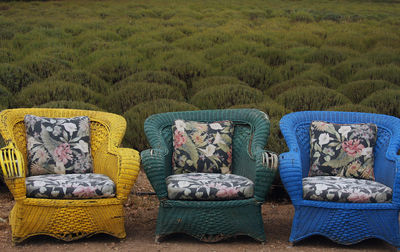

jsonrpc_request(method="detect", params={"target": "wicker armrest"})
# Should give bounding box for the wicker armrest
[368,136,400,204]
[141,148,169,199]
[278,151,303,203]
[253,148,277,202]
[0,144,26,200]
[93,146,140,201]
[386,153,400,205]
[0,143,24,179]
[262,150,278,171]
[115,148,140,202]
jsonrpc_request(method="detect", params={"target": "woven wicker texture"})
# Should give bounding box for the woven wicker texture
[0,108,140,242]
[279,111,400,248]
[141,109,276,242]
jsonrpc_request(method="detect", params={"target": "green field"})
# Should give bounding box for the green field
[0,0,400,154]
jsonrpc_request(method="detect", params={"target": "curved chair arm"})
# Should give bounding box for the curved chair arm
[0,144,26,201]
[253,148,278,202]
[93,147,140,202]
[278,151,303,204]
[115,148,140,202]
[393,159,400,205]
[141,148,169,199]
[386,152,400,205]
[384,128,400,205]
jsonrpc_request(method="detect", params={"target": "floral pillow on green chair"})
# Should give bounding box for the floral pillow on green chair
[172,120,234,174]
[24,115,93,176]
[309,121,377,180]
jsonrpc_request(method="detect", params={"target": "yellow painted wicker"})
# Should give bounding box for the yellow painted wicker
[0,108,140,243]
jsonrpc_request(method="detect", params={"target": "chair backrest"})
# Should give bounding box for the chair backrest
[280,111,400,188]
[144,109,270,181]
[0,108,126,176]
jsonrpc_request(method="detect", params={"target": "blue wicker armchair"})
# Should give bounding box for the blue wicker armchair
[141,109,277,242]
[279,111,400,248]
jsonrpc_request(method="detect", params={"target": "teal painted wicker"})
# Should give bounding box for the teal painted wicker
[279,111,400,248]
[141,109,276,242]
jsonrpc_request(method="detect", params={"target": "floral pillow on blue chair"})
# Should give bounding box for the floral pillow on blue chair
[309,121,377,180]
[172,120,234,174]
[24,115,93,176]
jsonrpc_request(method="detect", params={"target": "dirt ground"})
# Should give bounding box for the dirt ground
[0,172,396,251]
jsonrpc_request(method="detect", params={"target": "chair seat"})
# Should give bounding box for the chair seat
[26,173,116,199]
[303,176,392,203]
[166,173,254,200]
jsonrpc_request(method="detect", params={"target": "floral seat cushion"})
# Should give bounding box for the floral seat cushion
[303,176,392,203]
[166,173,254,200]
[26,173,116,199]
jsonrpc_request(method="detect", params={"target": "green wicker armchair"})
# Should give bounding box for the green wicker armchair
[141,109,277,242]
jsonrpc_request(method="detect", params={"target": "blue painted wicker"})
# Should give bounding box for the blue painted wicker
[279,111,400,248]
[141,109,276,242]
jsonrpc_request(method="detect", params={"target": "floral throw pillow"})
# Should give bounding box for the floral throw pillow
[24,115,93,176]
[309,121,377,180]
[172,120,234,174]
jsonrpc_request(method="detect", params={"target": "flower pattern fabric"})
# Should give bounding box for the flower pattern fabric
[303,176,392,203]
[24,115,93,176]
[172,120,234,174]
[166,173,254,200]
[26,173,116,199]
[309,121,377,180]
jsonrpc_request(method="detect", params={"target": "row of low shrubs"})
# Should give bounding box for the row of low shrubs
[7,74,400,115]
[6,27,399,64]
[2,39,400,84]
[2,55,399,92]
[1,79,398,114]
[2,60,400,95]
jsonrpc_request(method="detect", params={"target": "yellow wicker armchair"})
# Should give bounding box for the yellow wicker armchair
[0,108,140,243]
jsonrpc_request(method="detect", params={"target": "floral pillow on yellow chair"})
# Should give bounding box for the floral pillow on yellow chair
[24,115,93,176]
